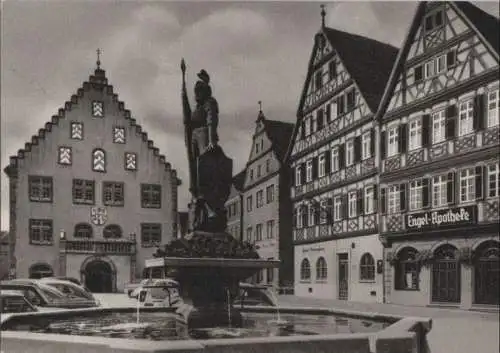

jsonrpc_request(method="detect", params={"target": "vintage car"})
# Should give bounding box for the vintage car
[38,278,98,304]
[126,279,154,298]
[233,283,277,307]
[0,280,98,309]
[136,278,181,308]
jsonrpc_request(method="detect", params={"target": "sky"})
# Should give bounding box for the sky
[1,1,498,230]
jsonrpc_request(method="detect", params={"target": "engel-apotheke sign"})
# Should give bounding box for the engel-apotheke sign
[405,206,476,230]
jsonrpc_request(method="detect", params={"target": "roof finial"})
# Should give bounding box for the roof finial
[258,100,263,113]
[96,48,102,69]
[320,4,326,28]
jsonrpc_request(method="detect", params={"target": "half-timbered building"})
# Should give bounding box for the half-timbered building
[242,108,294,288]
[287,9,398,302]
[3,61,181,292]
[376,2,499,309]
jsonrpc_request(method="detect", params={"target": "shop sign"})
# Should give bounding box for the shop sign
[405,206,476,231]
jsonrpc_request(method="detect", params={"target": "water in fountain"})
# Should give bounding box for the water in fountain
[266,286,289,327]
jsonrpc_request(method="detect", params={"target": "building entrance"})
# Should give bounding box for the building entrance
[84,260,114,293]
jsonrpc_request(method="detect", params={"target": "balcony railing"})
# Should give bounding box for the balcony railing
[381,199,499,234]
[62,240,136,255]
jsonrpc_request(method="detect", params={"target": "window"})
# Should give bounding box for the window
[58,146,72,165]
[388,126,399,157]
[346,140,355,166]
[331,101,338,120]
[103,182,125,206]
[460,168,475,202]
[364,186,374,214]
[141,223,161,247]
[266,159,271,173]
[308,204,315,227]
[310,114,317,134]
[316,257,327,280]
[296,206,303,229]
[359,253,375,281]
[29,219,53,245]
[329,60,337,80]
[246,227,253,243]
[295,165,302,186]
[92,149,106,172]
[29,176,53,202]
[315,70,322,90]
[432,110,446,144]
[104,224,122,239]
[304,117,311,137]
[257,165,262,178]
[432,175,447,207]
[92,101,104,117]
[487,163,499,198]
[125,152,137,171]
[247,196,253,212]
[318,154,326,177]
[414,66,423,82]
[256,223,263,241]
[250,169,254,180]
[436,54,446,74]
[487,89,499,128]
[362,132,371,160]
[113,127,126,143]
[266,258,274,284]
[74,223,93,238]
[346,90,356,111]
[255,142,260,154]
[266,220,274,239]
[337,95,345,116]
[256,190,264,208]
[348,192,357,218]
[70,122,83,140]
[266,185,275,204]
[331,147,339,172]
[300,259,311,280]
[334,196,342,221]
[388,185,400,214]
[409,179,423,210]
[306,160,313,182]
[459,99,474,136]
[409,118,422,151]
[141,184,161,208]
[424,60,435,78]
[395,248,419,290]
[424,10,444,33]
[72,179,94,204]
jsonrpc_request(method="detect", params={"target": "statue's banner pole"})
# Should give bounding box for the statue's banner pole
[181,59,196,196]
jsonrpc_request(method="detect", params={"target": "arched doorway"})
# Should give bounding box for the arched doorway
[431,244,461,303]
[29,263,53,279]
[82,258,116,293]
[474,241,499,305]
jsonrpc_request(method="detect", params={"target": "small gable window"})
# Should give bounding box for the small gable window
[92,101,104,117]
[328,60,337,80]
[70,122,83,140]
[92,148,106,172]
[315,70,323,90]
[346,90,356,111]
[424,9,444,33]
[113,127,126,144]
[58,146,72,165]
[125,152,137,171]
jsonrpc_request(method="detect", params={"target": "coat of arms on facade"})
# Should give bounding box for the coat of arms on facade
[90,207,107,226]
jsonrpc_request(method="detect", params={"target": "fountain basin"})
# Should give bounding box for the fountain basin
[0,306,431,353]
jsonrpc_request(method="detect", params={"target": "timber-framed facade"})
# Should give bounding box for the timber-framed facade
[376,1,499,309]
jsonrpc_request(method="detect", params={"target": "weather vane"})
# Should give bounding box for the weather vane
[96,48,102,69]
[321,4,326,28]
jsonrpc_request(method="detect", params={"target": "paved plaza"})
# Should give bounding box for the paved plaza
[95,293,499,353]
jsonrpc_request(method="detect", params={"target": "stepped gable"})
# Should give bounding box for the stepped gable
[3,67,181,185]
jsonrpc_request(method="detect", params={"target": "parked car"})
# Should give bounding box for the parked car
[0,280,98,309]
[38,278,99,305]
[233,283,276,307]
[137,278,181,308]
[125,279,153,298]
[43,276,90,291]
[1,289,38,313]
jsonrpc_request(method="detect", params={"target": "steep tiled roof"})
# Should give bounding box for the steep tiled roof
[232,169,246,192]
[323,27,399,113]
[3,67,181,186]
[454,1,499,55]
[262,118,295,163]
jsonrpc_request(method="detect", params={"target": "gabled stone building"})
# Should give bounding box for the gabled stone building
[3,61,180,292]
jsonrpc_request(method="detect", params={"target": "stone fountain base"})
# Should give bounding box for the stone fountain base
[149,232,280,329]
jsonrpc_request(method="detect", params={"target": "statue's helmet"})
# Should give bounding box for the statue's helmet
[197,69,210,84]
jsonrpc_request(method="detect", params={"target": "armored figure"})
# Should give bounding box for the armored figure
[181,62,232,233]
